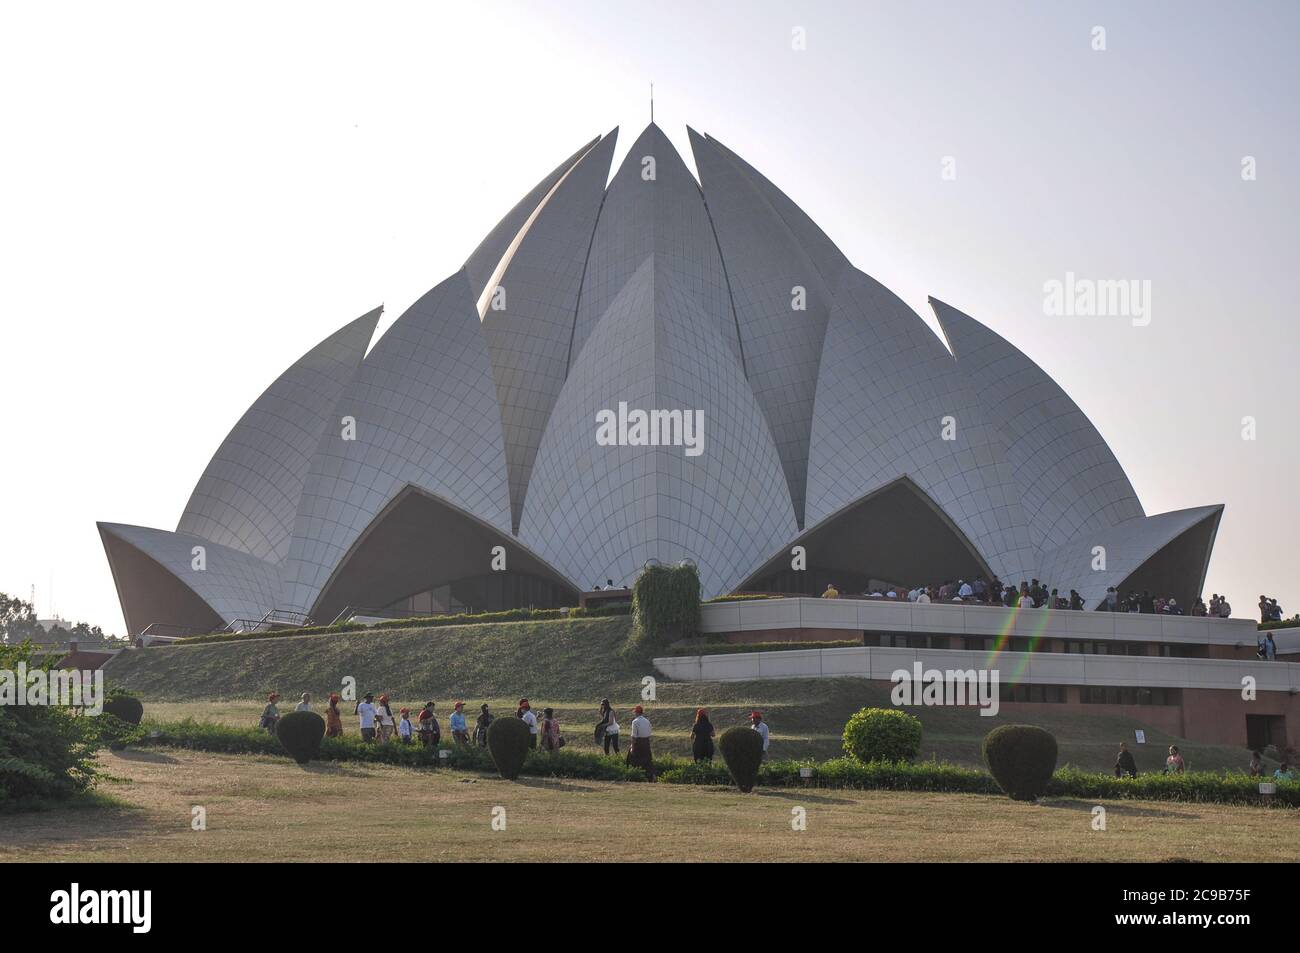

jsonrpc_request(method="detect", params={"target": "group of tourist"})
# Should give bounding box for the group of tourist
[258,692,490,746]
[1103,588,1199,615]
[1249,750,1296,781]
[1114,743,1297,781]
[257,692,773,780]
[815,578,1245,620]
[1113,743,1188,777]
[258,690,315,733]
[822,577,1087,610]
[1258,594,1287,624]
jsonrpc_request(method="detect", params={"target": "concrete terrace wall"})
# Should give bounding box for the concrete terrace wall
[1269,625,1300,656]
[653,644,1300,692]
[699,597,1261,648]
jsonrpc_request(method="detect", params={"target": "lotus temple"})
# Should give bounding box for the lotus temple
[99,121,1226,637]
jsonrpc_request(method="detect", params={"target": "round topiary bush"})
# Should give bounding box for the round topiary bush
[275,710,325,765]
[718,727,765,793]
[103,694,144,726]
[842,708,922,763]
[487,716,532,780]
[982,724,1058,801]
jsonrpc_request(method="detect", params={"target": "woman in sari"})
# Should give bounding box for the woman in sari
[540,707,562,752]
[325,693,343,737]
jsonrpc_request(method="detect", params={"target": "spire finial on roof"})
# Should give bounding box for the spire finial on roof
[650,82,654,123]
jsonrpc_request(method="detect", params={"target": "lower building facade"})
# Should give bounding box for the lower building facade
[653,598,1298,750]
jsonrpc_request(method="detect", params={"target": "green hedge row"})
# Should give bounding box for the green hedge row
[171,604,631,646]
[667,640,859,656]
[136,720,1300,806]
[1258,619,1299,632]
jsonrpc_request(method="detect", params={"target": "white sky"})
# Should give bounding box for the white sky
[2,0,1296,633]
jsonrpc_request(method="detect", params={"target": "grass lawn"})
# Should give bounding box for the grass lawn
[106,617,1270,774]
[3,748,1296,862]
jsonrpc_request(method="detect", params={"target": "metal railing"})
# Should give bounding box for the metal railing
[329,605,481,626]
[219,609,315,635]
[137,622,211,646]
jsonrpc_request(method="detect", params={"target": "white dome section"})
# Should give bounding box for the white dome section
[571,124,743,368]
[520,255,797,598]
[689,128,832,528]
[462,135,600,305]
[99,522,282,630]
[177,307,380,564]
[932,297,1145,552]
[806,267,1037,583]
[481,131,619,531]
[279,269,512,616]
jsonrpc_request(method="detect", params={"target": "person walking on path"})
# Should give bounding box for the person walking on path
[690,708,715,763]
[750,711,770,760]
[449,701,470,744]
[626,705,655,781]
[1114,742,1137,778]
[325,693,343,738]
[418,702,440,748]
[1165,745,1186,774]
[259,693,280,734]
[376,694,397,743]
[475,703,493,747]
[518,698,539,749]
[356,693,377,742]
[597,698,620,755]
[540,707,563,752]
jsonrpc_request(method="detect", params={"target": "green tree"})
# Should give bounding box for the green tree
[0,641,103,810]
[0,593,43,645]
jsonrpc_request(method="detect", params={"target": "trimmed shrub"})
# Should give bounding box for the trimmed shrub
[487,716,532,780]
[624,563,701,656]
[130,720,1300,806]
[718,727,765,793]
[656,759,733,786]
[103,694,144,726]
[982,724,1058,801]
[842,708,923,763]
[1258,619,1299,632]
[275,711,325,765]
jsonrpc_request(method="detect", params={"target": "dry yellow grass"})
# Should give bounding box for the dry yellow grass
[3,748,1298,862]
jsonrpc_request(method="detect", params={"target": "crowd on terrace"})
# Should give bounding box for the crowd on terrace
[817,576,1227,618]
